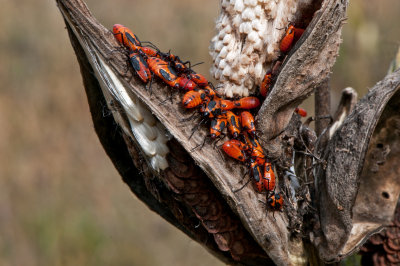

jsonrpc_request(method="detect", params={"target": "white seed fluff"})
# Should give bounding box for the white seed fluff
[210,0,300,97]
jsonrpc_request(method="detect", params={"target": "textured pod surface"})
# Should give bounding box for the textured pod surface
[314,70,400,262]
[163,139,271,262]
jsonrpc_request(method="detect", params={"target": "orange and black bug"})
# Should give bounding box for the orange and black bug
[226,111,241,138]
[267,192,284,210]
[163,52,188,73]
[222,139,248,162]
[113,24,141,51]
[176,77,197,91]
[294,107,307,117]
[263,161,276,191]
[202,85,217,98]
[146,57,197,90]
[260,72,272,97]
[233,97,261,109]
[200,98,223,118]
[250,159,266,193]
[128,50,151,83]
[147,56,179,87]
[182,90,208,108]
[220,99,235,110]
[279,25,295,53]
[188,73,209,87]
[140,46,159,57]
[240,111,256,137]
[210,115,227,139]
[293,28,305,43]
[242,132,265,165]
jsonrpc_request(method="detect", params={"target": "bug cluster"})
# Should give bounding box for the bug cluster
[112,23,308,212]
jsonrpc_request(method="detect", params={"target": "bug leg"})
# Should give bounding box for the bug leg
[212,134,226,149]
[233,170,251,193]
[180,111,200,123]
[146,74,154,95]
[188,118,207,140]
[190,135,208,152]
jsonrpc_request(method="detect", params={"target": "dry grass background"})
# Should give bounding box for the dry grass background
[0,0,398,265]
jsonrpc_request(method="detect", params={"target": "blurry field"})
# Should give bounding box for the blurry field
[0,0,398,265]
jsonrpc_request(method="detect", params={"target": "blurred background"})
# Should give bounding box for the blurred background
[0,0,398,265]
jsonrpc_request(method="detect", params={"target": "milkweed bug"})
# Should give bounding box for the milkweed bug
[140,46,159,57]
[200,98,222,118]
[233,97,261,109]
[293,28,305,42]
[128,50,151,83]
[267,192,284,210]
[294,107,307,117]
[147,57,197,90]
[220,99,235,110]
[163,52,188,73]
[202,85,217,98]
[263,161,276,191]
[113,24,141,51]
[188,73,209,87]
[176,77,197,91]
[147,57,178,85]
[250,159,265,193]
[210,115,227,139]
[222,139,248,162]
[240,111,256,137]
[226,111,241,138]
[242,132,265,165]
[279,25,295,53]
[182,90,207,108]
[260,72,272,97]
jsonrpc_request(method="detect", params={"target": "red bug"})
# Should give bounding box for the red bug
[293,28,305,42]
[140,46,159,57]
[250,159,266,193]
[226,111,241,138]
[267,192,284,210]
[202,85,217,98]
[220,98,235,110]
[210,115,227,139]
[147,57,196,90]
[200,98,223,118]
[188,73,209,87]
[222,139,248,162]
[294,107,307,117]
[233,97,261,109]
[182,90,208,108]
[263,161,276,191]
[279,25,295,53]
[164,52,187,73]
[128,50,151,83]
[242,132,265,165]
[175,76,198,91]
[113,24,141,51]
[240,111,256,137]
[147,57,178,87]
[260,72,272,97]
